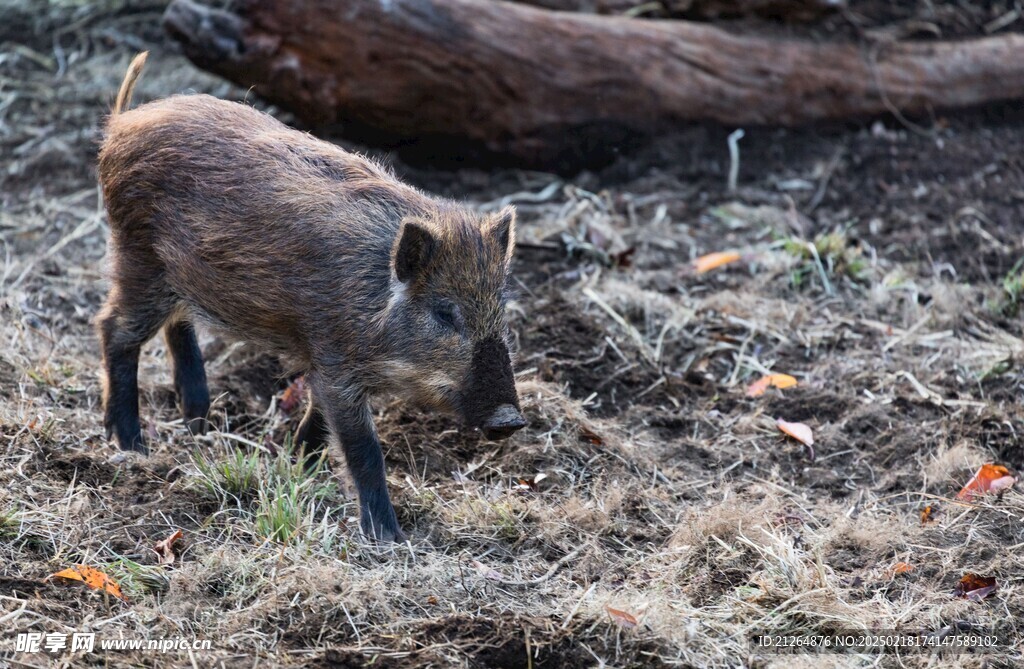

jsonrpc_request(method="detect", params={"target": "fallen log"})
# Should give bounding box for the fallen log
[507,0,638,14]
[511,0,844,21]
[165,0,1024,167]
[664,0,844,19]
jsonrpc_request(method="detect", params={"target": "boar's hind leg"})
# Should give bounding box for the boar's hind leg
[97,288,175,453]
[294,394,330,469]
[323,390,405,543]
[164,319,210,435]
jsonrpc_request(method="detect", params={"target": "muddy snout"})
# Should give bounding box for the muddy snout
[464,337,526,439]
[482,404,526,440]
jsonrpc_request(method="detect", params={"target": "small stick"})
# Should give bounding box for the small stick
[805,239,834,297]
[488,546,585,587]
[561,583,596,630]
[583,288,653,362]
[727,129,745,192]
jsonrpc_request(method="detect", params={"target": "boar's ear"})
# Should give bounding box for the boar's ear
[487,206,516,263]
[394,219,437,284]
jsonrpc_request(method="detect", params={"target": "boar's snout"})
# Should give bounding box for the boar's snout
[482,404,526,440]
[463,337,525,439]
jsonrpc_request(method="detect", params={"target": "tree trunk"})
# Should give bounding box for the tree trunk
[509,0,844,21]
[165,0,1024,167]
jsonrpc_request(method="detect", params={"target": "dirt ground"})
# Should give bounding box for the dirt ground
[2,2,1023,668]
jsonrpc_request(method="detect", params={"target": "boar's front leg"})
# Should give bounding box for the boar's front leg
[318,383,405,543]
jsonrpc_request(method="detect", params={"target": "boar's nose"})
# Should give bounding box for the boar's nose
[482,404,527,440]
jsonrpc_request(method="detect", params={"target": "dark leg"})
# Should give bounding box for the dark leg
[294,391,330,467]
[99,316,144,452]
[320,384,404,543]
[97,290,173,453]
[164,319,210,435]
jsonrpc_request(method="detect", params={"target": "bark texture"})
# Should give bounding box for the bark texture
[165,0,1024,165]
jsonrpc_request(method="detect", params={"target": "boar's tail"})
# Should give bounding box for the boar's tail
[113,51,148,115]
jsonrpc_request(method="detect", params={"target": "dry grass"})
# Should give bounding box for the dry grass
[2,2,1024,668]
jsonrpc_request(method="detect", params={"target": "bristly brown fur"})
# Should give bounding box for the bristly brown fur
[96,54,524,542]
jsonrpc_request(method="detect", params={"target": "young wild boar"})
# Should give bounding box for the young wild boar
[96,53,526,542]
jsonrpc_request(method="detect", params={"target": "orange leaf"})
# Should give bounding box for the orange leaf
[513,478,535,493]
[957,464,1017,501]
[578,424,604,445]
[693,251,741,274]
[746,374,798,398]
[48,565,128,602]
[154,529,183,566]
[954,573,998,601]
[887,561,914,577]
[279,375,306,414]
[605,604,638,629]
[776,419,814,447]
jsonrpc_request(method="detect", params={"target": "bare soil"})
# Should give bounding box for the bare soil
[1,2,1023,668]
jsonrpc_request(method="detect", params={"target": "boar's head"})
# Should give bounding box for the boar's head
[380,205,525,440]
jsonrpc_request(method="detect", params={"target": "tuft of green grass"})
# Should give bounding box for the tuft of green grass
[190,439,338,547]
[993,257,1024,316]
[490,500,526,542]
[0,506,19,539]
[192,446,263,501]
[783,228,869,292]
[976,356,1015,383]
[112,558,171,597]
[254,480,309,544]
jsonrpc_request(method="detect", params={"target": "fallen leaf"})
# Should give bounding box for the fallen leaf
[776,419,814,447]
[611,246,636,268]
[957,464,1017,501]
[777,418,815,460]
[279,375,306,414]
[48,565,128,602]
[153,529,183,566]
[513,478,534,492]
[954,573,998,601]
[605,604,639,629]
[773,513,805,528]
[693,251,741,274]
[578,424,604,445]
[920,505,934,524]
[746,373,798,397]
[566,219,630,268]
[590,220,630,258]
[887,561,914,578]
[513,472,548,491]
[471,560,504,582]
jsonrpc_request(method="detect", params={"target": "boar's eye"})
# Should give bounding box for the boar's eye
[432,301,463,334]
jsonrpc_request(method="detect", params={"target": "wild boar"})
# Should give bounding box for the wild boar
[96,53,526,542]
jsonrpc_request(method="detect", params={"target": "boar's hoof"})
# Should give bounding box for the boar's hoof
[362,520,407,544]
[106,420,148,454]
[360,501,407,543]
[482,404,527,441]
[184,415,211,436]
